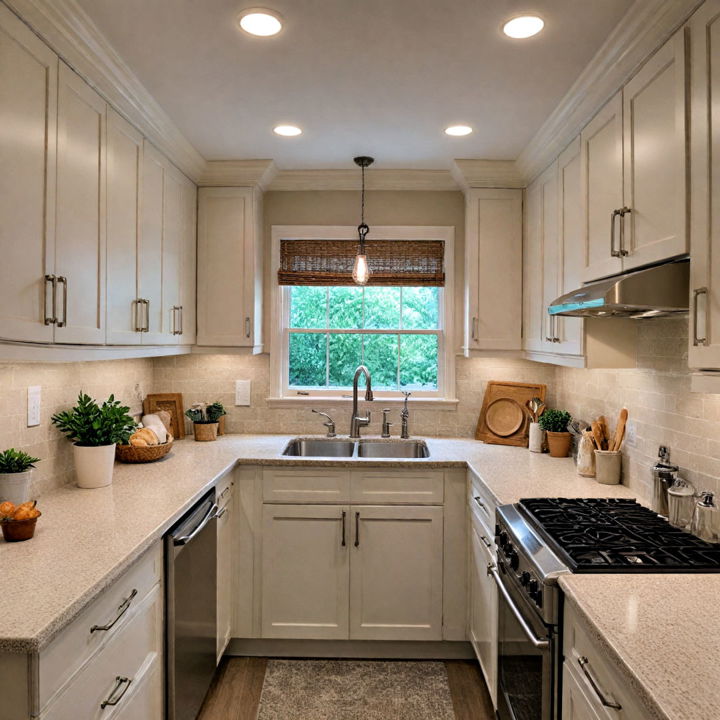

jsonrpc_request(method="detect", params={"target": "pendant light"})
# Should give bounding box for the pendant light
[352,156,374,285]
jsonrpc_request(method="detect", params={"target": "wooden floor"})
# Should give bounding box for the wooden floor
[198,658,494,720]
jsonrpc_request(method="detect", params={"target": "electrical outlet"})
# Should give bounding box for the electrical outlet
[235,380,251,406]
[27,386,41,427]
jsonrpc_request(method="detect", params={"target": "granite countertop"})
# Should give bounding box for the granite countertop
[0,434,636,653]
[560,574,720,720]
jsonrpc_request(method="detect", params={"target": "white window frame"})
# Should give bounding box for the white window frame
[269,225,457,407]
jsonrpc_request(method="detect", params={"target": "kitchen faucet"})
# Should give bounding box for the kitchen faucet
[350,365,374,438]
[400,391,411,439]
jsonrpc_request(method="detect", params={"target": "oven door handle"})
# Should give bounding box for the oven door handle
[490,565,549,649]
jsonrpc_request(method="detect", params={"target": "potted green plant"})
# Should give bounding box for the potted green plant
[538,409,573,458]
[0,449,40,504]
[186,403,222,442]
[52,393,136,488]
[208,401,228,435]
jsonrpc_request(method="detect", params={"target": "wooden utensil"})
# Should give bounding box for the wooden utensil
[526,399,537,423]
[585,428,598,450]
[598,415,609,450]
[536,401,546,418]
[591,421,604,451]
[610,408,628,451]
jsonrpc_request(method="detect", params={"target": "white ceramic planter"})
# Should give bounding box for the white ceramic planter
[0,471,32,504]
[73,443,116,489]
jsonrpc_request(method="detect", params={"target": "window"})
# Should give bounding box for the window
[271,226,455,402]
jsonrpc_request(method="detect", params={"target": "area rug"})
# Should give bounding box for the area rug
[256,659,456,720]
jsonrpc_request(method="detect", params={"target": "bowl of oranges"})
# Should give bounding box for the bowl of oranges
[0,500,41,542]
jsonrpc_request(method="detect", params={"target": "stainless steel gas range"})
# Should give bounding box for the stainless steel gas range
[493,497,720,720]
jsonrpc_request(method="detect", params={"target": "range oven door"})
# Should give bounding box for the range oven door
[491,562,558,720]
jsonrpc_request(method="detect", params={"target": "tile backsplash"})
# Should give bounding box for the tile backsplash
[1,317,717,504]
[0,359,152,497]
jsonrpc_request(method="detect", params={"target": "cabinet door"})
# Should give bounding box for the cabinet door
[465,189,523,352]
[138,142,166,344]
[523,178,544,353]
[162,165,184,344]
[349,505,443,641]
[556,137,584,356]
[469,526,498,707]
[261,504,349,640]
[538,163,559,352]
[179,178,197,344]
[0,6,57,343]
[580,93,624,281]
[106,109,141,345]
[689,0,720,368]
[562,662,604,720]
[197,187,261,347]
[216,496,233,662]
[622,29,687,270]
[54,62,106,344]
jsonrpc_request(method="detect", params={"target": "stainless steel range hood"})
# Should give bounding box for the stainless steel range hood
[548,259,689,318]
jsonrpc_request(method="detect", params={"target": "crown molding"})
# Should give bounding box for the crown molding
[450,159,524,192]
[199,160,278,189]
[516,0,703,183]
[4,0,206,181]
[267,168,460,192]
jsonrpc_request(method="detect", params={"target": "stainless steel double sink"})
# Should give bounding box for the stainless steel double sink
[282,438,430,459]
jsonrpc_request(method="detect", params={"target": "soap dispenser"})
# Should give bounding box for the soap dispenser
[690,491,720,543]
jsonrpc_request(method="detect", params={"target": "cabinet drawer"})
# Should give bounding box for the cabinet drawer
[563,603,647,719]
[39,543,162,710]
[40,584,162,720]
[351,470,444,505]
[110,656,163,720]
[262,468,350,503]
[468,468,496,536]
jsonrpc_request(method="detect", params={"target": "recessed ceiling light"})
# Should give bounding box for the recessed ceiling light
[238,8,283,37]
[502,15,544,39]
[273,124,302,136]
[445,125,473,137]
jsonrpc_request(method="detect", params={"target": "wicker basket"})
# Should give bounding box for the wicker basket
[116,437,174,463]
[1,512,41,542]
[217,415,226,436]
[193,422,218,442]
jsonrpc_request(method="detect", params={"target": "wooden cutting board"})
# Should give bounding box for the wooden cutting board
[476,381,547,447]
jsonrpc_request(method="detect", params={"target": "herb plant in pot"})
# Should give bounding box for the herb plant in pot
[52,393,136,488]
[538,409,573,458]
[209,402,228,435]
[186,403,223,442]
[0,450,40,504]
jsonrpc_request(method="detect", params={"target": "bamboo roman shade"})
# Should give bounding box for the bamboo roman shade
[278,239,445,286]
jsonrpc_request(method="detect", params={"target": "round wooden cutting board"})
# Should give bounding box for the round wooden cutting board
[485,397,525,437]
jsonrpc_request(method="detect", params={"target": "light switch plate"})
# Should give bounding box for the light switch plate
[235,380,251,406]
[27,386,41,427]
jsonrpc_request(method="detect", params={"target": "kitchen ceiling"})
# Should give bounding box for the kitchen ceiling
[76,0,633,170]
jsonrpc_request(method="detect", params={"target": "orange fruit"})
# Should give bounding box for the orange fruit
[28,508,40,519]
[0,501,16,518]
[16,501,36,513]
[13,507,32,520]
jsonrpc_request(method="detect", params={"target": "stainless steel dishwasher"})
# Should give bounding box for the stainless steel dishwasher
[166,490,219,720]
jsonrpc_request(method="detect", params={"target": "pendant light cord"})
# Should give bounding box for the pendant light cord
[358,162,369,250]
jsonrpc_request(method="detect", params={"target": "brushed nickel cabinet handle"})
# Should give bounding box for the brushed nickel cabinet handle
[577,656,622,710]
[341,510,346,547]
[618,206,631,256]
[143,299,149,332]
[245,316,251,338]
[479,534,492,548]
[610,209,622,258]
[474,496,488,514]
[90,588,138,633]
[44,275,57,325]
[100,676,132,709]
[171,306,182,335]
[553,315,561,343]
[134,300,143,333]
[693,287,708,346]
[55,276,67,327]
[471,316,478,341]
[354,511,360,547]
[178,305,183,335]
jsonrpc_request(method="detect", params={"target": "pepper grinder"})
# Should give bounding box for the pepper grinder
[690,491,720,543]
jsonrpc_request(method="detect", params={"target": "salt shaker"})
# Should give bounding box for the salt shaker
[576,432,595,477]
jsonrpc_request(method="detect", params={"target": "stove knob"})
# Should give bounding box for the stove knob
[528,579,539,594]
[507,549,519,571]
[520,571,531,586]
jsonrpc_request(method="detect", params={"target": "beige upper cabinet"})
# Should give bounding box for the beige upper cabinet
[0,5,58,344]
[581,29,687,283]
[464,189,523,353]
[197,187,263,349]
[180,178,197,345]
[689,0,720,372]
[54,62,107,345]
[106,109,142,345]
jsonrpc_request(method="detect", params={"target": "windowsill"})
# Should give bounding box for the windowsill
[266,396,460,410]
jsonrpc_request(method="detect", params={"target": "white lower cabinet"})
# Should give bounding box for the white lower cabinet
[217,483,234,661]
[350,505,443,641]
[261,504,350,640]
[562,662,604,720]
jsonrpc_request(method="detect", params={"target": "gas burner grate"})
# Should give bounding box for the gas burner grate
[518,497,720,573]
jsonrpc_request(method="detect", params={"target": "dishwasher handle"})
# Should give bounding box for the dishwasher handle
[172,502,219,546]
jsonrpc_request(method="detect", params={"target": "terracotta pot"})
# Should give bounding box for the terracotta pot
[217,415,226,436]
[193,422,218,442]
[1,512,41,542]
[73,444,115,488]
[546,431,572,458]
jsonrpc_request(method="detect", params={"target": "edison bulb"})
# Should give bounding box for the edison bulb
[352,254,370,285]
